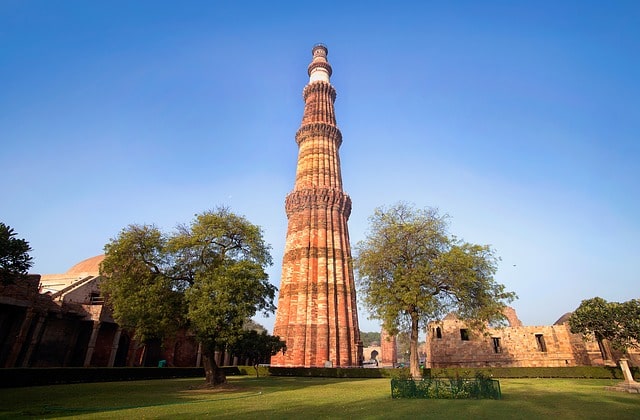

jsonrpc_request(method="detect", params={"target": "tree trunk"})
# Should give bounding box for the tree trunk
[202,349,227,386]
[409,313,422,379]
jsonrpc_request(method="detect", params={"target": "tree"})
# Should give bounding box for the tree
[0,223,34,284]
[569,297,640,359]
[617,299,640,351]
[568,297,618,360]
[100,225,185,344]
[230,329,286,376]
[354,203,516,378]
[360,331,381,347]
[100,207,277,386]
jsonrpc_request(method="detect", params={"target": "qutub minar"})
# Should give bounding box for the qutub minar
[271,45,363,367]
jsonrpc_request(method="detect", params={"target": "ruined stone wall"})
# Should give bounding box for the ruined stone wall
[1,266,207,368]
[362,345,381,366]
[0,305,27,366]
[427,316,611,368]
[90,322,117,367]
[31,317,76,367]
[163,331,199,367]
[0,275,41,305]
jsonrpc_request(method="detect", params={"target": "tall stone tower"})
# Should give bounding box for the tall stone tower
[271,45,362,367]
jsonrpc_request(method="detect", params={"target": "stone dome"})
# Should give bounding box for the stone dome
[554,312,573,325]
[65,255,105,277]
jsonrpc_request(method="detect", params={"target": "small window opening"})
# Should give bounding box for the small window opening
[90,292,104,305]
[460,329,469,341]
[436,327,442,339]
[535,334,547,352]
[492,337,502,353]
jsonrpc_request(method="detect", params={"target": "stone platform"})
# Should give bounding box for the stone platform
[605,382,640,394]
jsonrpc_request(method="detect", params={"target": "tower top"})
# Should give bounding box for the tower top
[308,43,332,83]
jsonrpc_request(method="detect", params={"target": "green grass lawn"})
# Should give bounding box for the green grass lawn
[1,376,639,419]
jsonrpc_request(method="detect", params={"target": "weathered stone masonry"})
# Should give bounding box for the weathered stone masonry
[427,309,640,368]
[271,45,362,367]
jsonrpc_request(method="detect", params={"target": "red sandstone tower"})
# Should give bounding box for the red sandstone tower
[379,329,398,367]
[271,45,362,367]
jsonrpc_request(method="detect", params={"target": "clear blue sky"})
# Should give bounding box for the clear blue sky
[2,1,638,333]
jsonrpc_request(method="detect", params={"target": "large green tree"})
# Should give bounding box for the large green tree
[0,223,34,284]
[569,297,640,359]
[354,203,516,378]
[100,208,277,385]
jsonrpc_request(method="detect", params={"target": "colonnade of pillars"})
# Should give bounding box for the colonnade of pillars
[4,312,249,368]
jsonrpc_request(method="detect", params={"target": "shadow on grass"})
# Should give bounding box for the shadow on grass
[0,378,208,419]
[14,392,264,418]
[0,377,374,419]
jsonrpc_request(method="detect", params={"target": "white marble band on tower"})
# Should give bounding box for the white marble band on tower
[308,44,332,83]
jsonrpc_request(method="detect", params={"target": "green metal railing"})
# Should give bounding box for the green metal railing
[391,376,501,399]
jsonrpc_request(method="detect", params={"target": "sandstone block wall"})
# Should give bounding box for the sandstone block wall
[427,312,639,368]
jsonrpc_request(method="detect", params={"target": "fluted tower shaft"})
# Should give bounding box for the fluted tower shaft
[271,45,362,367]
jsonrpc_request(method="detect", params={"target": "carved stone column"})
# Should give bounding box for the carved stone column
[20,314,46,367]
[605,358,640,393]
[83,321,101,367]
[5,308,35,368]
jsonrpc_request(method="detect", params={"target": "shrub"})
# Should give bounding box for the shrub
[390,375,502,400]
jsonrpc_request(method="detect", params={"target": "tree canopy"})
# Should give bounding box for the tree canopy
[230,329,286,376]
[100,207,278,385]
[569,297,640,358]
[618,299,640,351]
[354,202,516,378]
[0,223,33,284]
[360,331,381,347]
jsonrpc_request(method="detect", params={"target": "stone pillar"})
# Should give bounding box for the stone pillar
[83,321,101,367]
[20,314,46,367]
[107,327,123,367]
[138,344,147,367]
[271,44,361,368]
[5,308,35,368]
[605,358,640,393]
[619,358,637,384]
[380,329,398,367]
